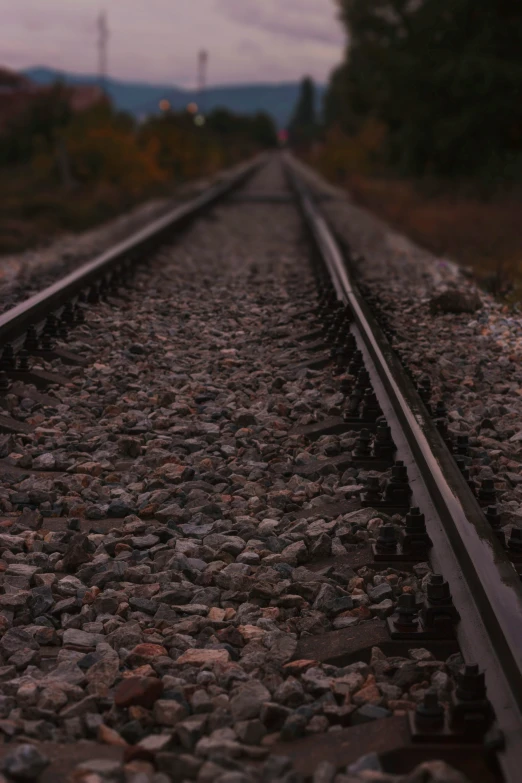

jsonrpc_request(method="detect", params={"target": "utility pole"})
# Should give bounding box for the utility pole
[198,50,208,114]
[97,11,109,94]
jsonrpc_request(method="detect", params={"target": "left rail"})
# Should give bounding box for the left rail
[0,156,263,348]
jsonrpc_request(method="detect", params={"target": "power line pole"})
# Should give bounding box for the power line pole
[198,50,208,113]
[97,11,109,93]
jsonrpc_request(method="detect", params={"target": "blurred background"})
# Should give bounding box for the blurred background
[0,1,520,296]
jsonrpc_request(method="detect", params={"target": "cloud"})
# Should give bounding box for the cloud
[236,39,264,58]
[216,0,344,47]
[0,0,343,86]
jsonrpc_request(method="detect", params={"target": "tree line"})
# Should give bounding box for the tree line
[0,83,278,192]
[289,0,522,181]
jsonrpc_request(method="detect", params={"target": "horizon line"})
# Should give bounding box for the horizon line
[18,64,326,91]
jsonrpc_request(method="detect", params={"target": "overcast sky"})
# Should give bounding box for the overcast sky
[0,0,346,87]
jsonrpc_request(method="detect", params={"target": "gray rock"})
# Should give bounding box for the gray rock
[347,752,383,774]
[351,704,392,724]
[312,761,337,783]
[403,760,470,782]
[154,699,188,726]
[367,583,393,604]
[429,289,481,315]
[75,759,123,778]
[29,586,54,617]
[234,719,266,745]
[1,744,49,780]
[230,681,271,721]
[0,629,39,657]
[63,629,104,650]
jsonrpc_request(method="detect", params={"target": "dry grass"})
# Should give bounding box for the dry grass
[345,174,522,299]
[0,166,169,256]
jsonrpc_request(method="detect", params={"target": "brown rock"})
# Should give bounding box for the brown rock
[127,643,168,666]
[153,699,188,726]
[216,627,243,647]
[121,664,155,679]
[175,649,230,666]
[128,706,150,721]
[86,654,120,697]
[352,675,382,706]
[114,677,164,709]
[98,724,128,747]
[238,624,266,642]
[345,606,371,620]
[62,534,93,572]
[429,289,481,315]
[282,659,318,674]
[208,607,226,622]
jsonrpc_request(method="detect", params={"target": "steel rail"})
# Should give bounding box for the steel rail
[286,157,522,782]
[0,156,263,347]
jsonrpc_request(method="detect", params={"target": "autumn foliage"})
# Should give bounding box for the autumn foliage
[0,87,276,253]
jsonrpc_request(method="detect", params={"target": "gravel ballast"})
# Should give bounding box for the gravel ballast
[299,159,522,543]
[0,158,476,783]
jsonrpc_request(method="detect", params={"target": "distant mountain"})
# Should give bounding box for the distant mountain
[22,67,325,128]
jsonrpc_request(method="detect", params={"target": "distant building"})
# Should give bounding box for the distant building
[0,66,107,131]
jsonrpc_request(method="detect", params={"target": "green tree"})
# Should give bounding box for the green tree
[328,0,522,178]
[288,77,318,147]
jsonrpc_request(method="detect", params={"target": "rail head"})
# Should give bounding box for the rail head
[285,155,522,783]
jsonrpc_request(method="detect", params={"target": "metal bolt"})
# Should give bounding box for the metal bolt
[340,377,352,396]
[485,506,501,529]
[74,305,85,324]
[478,478,496,506]
[436,418,450,442]
[508,528,522,554]
[348,350,363,375]
[345,387,363,417]
[433,400,447,419]
[483,727,505,753]
[361,389,382,422]
[426,574,451,603]
[393,593,419,631]
[376,524,398,553]
[61,302,75,325]
[403,506,432,553]
[455,455,467,473]
[415,690,445,730]
[456,664,486,701]
[455,434,469,456]
[373,421,395,460]
[384,460,412,504]
[44,314,59,337]
[353,428,372,459]
[88,283,100,304]
[355,368,370,389]
[24,325,40,351]
[40,332,54,351]
[17,350,31,372]
[451,663,494,735]
[58,319,68,340]
[418,377,432,406]
[364,476,382,502]
[0,344,16,371]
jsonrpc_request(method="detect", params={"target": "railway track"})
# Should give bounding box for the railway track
[0,154,520,783]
